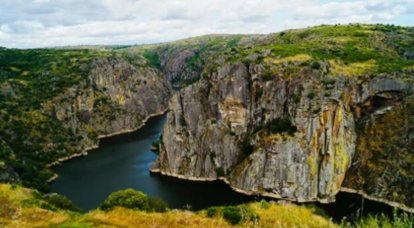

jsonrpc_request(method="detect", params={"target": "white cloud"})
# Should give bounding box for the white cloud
[0,0,412,48]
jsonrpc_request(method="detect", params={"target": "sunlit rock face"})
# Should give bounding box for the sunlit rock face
[44,58,172,158]
[153,61,414,206]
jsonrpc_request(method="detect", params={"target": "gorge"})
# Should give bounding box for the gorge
[1,24,414,226]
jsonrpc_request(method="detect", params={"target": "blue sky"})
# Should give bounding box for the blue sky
[0,0,413,48]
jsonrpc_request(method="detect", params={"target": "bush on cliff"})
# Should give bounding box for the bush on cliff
[46,193,81,212]
[148,196,169,212]
[206,204,259,225]
[100,189,150,211]
[100,189,169,212]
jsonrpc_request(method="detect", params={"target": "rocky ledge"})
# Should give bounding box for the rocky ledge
[152,61,414,210]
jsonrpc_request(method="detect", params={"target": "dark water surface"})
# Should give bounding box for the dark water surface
[50,115,252,211]
[50,114,395,222]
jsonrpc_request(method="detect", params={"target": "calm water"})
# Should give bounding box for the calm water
[50,114,395,221]
[50,115,252,211]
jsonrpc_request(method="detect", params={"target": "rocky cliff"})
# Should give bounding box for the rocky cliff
[1,24,413,210]
[152,60,413,207]
[135,34,260,88]
[151,24,414,209]
[0,49,172,190]
[44,57,172,164]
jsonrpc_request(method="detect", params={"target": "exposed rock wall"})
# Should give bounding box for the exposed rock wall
[343,95,414,209]
[43,57,172,164]
[152,61,414,207]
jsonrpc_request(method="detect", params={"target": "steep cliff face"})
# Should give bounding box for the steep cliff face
[43,57,172,161]
[138,35,257,88]
[343,95,414,209]
[152,60,413,206]
[0,49,172,189]
[1,24,413,209]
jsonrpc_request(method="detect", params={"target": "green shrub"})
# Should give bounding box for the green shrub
[267,118,297,135]
[206,206,220,217]
[262,69,274,81]
[255,87,263,97]
[142,50,161,68]
[222,206,243,225]
[205,205,259,225]
[305,204,327,218]
[215,167,225,177]
[311,62,321,69]
[342,209,414,228]
[307,90,317,100]
[46,193,81,212]
[292,93,301,104]
[392,209,414,228]
[259,200,270,209]
[100,189,149,211]
[148,196,169,212]
[241,139,254,156]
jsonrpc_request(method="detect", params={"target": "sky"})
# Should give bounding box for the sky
[0,0,413,48]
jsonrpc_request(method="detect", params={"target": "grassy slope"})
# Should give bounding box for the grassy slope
[230,24,414,75]
[123,24,414,89]
[0,183,335,228]
[2,183,413,227]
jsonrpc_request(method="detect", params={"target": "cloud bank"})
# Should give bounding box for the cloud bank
[0,0,413,48]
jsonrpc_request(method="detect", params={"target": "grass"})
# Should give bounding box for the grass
[267,54,313,65]
[341,211,414,228]
[2,183,413,227]
[0,183,337,227]
[231,24,414,76]
[329,59,377,77]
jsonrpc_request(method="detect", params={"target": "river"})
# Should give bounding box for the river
[50,114,252,211]
[50,114,394,222]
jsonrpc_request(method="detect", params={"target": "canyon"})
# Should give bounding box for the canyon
[0,24,413,214]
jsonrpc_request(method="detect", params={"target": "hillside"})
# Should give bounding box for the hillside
[0,183,338,227]
[0,48,172,191]
[0,24,413,226]
[150,24,414,210]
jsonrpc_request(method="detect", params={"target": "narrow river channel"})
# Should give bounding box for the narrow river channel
[50,115,252,211]
[50,114,395,222]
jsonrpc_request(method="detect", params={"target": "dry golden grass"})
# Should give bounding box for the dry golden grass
[267,54,313,65]
[88,207,232,228]
[248,203,336,228]
[85,203,337,228]
[0,184,336,228]
[0,184,69,228]
[328,59,377,77]
[3,207,68,228]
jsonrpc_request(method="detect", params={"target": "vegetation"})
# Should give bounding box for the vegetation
[2,183,413,227]
[142,49,161,68]
[343,98,414,208]
[0,48,120,191]
[45,193,81,212]
[1,24,413,227]
[100,188,168,212]
[1,24,413,193]
[255,117,297,136]
[148,196,169,212]
[206,205,259,225]
[230,24,414,76]
[341,210,414,228]
[0,183,338,227]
